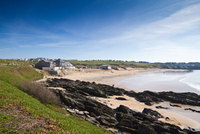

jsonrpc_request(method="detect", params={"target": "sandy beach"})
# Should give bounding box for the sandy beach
[41,68,158,88]
[39,68,200,131]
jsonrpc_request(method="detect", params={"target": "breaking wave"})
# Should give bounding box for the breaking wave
[179,72,200,92]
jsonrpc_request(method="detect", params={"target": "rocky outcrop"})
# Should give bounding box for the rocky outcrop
[158,92,200,106]
[142,108,163,119]
[47,78,200,107]
[115,97,127,100]
[126,91,163,105]
[155,106,169,109]
[46,78,200,134]
[115,105,193,134]
[170,104,181,107]
[185,108,200,113]
[55,90,115,118]
[126,90,200,107]
[47,78,125,98]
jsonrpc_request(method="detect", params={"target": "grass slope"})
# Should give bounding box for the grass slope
[0,59,43,87]
[0,60,110,133]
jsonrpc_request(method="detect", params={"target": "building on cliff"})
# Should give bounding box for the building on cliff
[35,59,75,71]
[34,60,54,70]
[55,59,75,69]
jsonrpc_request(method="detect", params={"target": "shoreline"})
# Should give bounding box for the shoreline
[42,68,159,90]
[40,68,190,91]
[37,68,200,131]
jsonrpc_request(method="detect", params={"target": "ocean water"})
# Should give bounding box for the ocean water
[116,70,200,95]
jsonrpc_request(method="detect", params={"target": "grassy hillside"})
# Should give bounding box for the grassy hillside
[0,60,110,133]
[0,66,42,87]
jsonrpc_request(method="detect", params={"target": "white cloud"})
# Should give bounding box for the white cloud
[86,3,200,62]
[101,3,200,43]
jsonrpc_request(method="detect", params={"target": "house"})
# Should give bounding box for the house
[35,60,54,70]
[55,59,75,69]
[101,65,112,70]
[55,59,63,67]
[35,59,75,71]
[62,62,74,68]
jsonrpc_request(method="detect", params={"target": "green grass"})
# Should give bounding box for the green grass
[0,59,110,133]
[0,60,43,87]
[67,60,157,69]
[0,113,17,133]
[0,81,109,133]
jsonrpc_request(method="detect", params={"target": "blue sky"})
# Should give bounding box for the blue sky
[0,0,200,62]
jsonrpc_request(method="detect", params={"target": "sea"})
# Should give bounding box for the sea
[116,70,200,95]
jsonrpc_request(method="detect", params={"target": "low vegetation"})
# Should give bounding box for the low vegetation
[67,60,200,70]
[20,81,61,105]
[67,60,156,69]
[0,59,110,133]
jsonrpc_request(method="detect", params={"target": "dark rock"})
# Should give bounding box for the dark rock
[155,106,169,109]
[115,105,192,134]
[142,108,163,119]
[47,78,125,98]
[85,116,100,125]
[135,125,157,134]
[115,97,127,100]
[145,102,153,106]
[131,91,163,106]
[170,104,181,107]
[97,116,118,127]
[185,108,200,113]
[165,117,170,121]
[124,90,137,97]
[158,92,200,107]
[115,105,132,114]
[126,90,200,107]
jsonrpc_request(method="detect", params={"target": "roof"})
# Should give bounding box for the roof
[42,59,51,63]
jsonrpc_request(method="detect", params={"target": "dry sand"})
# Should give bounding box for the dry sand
[41,68,157,89]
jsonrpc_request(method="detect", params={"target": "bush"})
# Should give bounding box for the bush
[20,81,61,105]
[111,66,119,70]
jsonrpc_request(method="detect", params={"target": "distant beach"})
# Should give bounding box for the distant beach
[41,68,200,95]
[114,70,200,95]
[43,68,158,87]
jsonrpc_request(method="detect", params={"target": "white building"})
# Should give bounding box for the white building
[101,65,112,70]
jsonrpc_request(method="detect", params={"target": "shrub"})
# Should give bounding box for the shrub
[20,81,61,105]
[111,66,119,70]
